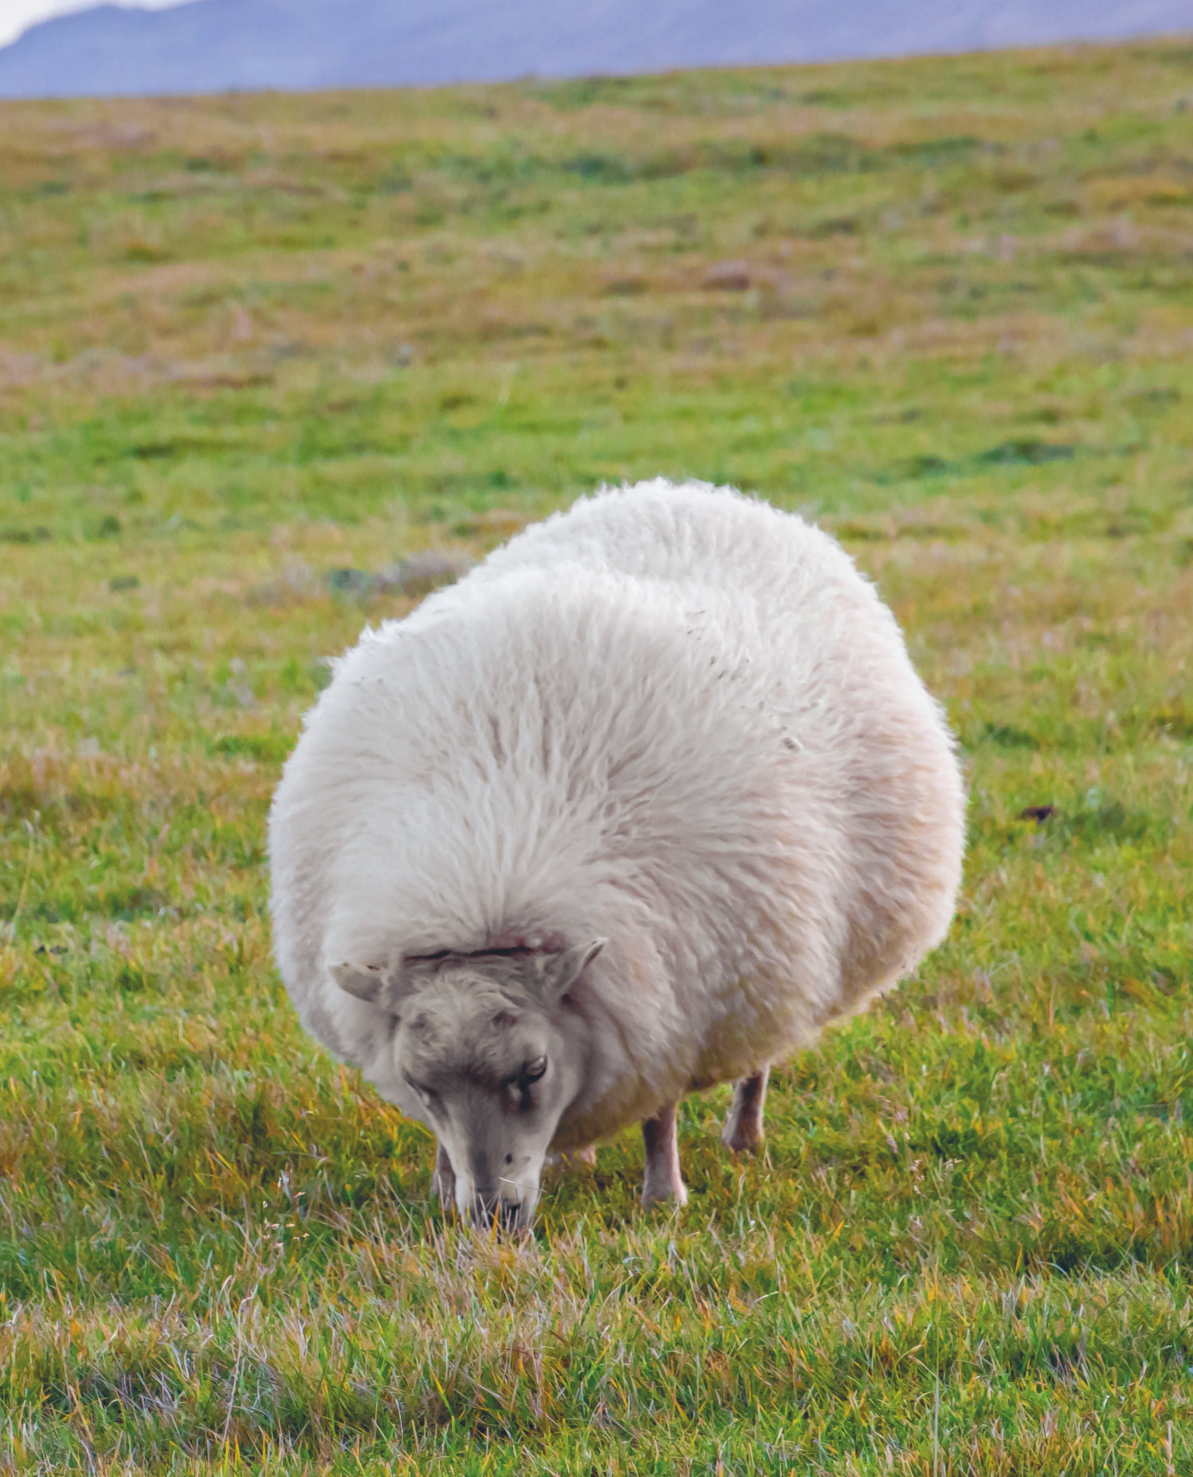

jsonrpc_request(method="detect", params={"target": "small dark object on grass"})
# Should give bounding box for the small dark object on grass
[1018,804,1056,823]
[324,568,374,600]
[976,440,1076,468]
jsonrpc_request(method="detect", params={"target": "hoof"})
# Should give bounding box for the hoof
[720,1120,764,1155]
[641,1178,688,1210]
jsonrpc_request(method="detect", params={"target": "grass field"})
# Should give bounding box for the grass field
[2,35,1193,1475]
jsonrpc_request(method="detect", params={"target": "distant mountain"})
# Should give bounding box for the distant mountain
[0,0,1189,99]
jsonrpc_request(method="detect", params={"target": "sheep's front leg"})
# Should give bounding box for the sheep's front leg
[641,1100,688,1207]
[721,1066,769,1154]
[432,1140,456,1210]
[545,1144,597,1172]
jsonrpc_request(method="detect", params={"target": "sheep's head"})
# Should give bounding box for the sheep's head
[331,940,604,1230]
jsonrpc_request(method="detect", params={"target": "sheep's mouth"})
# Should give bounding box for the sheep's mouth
[467,1195,529,1231]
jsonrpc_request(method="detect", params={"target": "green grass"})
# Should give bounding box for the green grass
[2,36,1193,1475]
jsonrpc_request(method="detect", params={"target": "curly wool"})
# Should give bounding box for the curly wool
[269,479,965,1148]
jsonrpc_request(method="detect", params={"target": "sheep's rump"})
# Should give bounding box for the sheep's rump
[269,480,965,1143]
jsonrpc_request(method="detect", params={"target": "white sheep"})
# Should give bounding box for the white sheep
[269,479,965,1227]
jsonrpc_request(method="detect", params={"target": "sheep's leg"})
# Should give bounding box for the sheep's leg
[721,1066,769,1154]
[641,1100,688,1207]
[544,1144,597,1172]
[432,1140,457,1210]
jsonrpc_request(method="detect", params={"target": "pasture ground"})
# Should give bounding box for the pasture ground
[1,37,1192,1475]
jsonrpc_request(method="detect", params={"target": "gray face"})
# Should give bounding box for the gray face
[331,941,603,1230]
[395,981,580,1228]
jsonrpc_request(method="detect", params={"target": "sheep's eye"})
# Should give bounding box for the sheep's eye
[523,1056,547,1084]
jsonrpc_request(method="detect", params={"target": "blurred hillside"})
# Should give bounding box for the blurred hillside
[0,0,1190,98]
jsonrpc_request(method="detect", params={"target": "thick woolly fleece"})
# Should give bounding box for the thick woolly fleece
[269,480,965,1149]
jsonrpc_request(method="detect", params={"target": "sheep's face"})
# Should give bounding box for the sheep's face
[393,983,579,1229]
[332,941,603,1231]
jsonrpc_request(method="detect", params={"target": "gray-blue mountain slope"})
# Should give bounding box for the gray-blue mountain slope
[0,0,1189,99]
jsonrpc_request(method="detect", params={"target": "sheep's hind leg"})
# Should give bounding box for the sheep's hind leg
[641,1100,688,1207]
[721,1066,769,1154]
[432,1141,457,1211]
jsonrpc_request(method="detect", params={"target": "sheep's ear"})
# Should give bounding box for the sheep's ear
[331,961,415,1014]
[535,939,606,1002]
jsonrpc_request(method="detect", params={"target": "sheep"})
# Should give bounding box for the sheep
[268,478,965,1229]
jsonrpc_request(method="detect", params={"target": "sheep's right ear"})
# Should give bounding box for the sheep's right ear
[331,961,415,1014]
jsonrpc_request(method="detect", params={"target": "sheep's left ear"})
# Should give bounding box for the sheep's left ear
[331,960,416,1015]
[535,939,606,1002]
